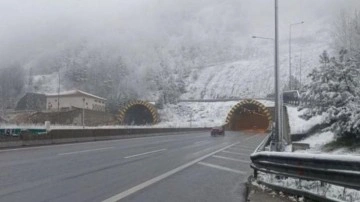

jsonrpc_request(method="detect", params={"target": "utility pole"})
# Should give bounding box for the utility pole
[57,71,60,111]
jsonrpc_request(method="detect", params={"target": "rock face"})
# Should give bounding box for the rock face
[15,93,46,111]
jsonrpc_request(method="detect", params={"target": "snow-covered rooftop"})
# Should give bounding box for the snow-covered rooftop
[46,90,106,101]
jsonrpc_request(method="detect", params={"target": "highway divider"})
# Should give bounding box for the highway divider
[0,127,211,149]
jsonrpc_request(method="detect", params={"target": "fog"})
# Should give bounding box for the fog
[1,0,359,68]
[0,0,360,82]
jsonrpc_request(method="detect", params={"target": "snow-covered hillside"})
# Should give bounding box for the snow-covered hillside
[181,42,329,99]
[30,73,63,94]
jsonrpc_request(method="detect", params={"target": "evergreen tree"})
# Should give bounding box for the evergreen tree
[301,50,360,138]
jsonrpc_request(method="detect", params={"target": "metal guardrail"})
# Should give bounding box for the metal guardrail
[250,151,360,190]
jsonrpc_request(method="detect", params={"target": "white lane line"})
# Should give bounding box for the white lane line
[102,142,241,202]
[233,146,255,150]
[227,148,253,153]
[221,150,249,156]
[58,147,114,156]
[193,140,209,145]
[124,149,166,159]
[212,155,251,163]
[198,162,246,174]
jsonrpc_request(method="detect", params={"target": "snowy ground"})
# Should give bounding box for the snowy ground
[285,106,360,155]
[255,173,360,202]
[286,106,326,134]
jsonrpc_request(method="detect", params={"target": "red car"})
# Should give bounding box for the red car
[211,126,225,136]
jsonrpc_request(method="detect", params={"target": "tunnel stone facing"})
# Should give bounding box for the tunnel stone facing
[119,100,159,125]
[225,99,272,131]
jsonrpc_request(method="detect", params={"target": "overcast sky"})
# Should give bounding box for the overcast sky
[1,0,359,68]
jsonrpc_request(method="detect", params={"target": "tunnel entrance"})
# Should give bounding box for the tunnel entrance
[226,99,271,132]
[119,101,159,125]
[123,105,153,125]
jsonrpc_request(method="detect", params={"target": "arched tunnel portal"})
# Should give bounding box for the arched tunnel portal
[119,101,159,125]
[225,99,272,132]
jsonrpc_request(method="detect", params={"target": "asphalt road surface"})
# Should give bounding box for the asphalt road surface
[0,131,265,202]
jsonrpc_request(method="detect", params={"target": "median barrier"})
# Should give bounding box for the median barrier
[0,127,211,149]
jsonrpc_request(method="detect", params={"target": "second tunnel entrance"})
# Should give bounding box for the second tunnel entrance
[226,99,272,132]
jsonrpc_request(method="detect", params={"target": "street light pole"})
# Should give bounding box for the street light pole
[274,0,281,151]
[289,21,304,90]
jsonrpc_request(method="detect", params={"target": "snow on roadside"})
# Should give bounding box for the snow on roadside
[286,106,325,134]
[257,173,360,202]
[298,131,334,151]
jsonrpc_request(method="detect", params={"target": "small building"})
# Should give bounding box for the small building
[16,93,46,111]
[46,90,106,112]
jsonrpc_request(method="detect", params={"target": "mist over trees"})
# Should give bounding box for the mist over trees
[0,0,359,114]
[332,10,360,59]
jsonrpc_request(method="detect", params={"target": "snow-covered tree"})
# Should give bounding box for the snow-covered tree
[301,50,360,138]
[0,63,25,110]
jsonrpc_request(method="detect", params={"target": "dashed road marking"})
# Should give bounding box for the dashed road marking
[226,148,253,153]
[58,147,114,156]
[124,149,167,159]
[198,162,246,174]
[102,142,241,202]
[193,140,210,145]
[221,150,249,156]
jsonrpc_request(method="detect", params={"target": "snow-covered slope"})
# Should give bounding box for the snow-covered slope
[182,42,329,99]
[30,73,63,94]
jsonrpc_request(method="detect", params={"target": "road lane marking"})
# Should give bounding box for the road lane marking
[193,140,210,145]
[198,162,246,174]
[212,155,251,163]
[227,148,253,153]
[233,146,255,150]
[102,142,241,202]
[124,149,166,159]
[57,147,114,156]
[221,150,249,156]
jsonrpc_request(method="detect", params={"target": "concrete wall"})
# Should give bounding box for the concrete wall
[20,108,117,126]
[47,96,105,112]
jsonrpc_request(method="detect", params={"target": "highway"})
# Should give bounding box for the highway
[0,131,265,202]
